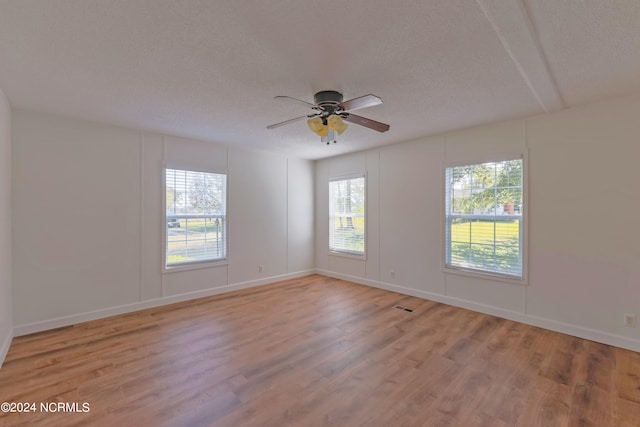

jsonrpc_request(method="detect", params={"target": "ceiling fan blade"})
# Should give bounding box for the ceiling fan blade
[343,113,390,132]
[340,94,383,111]
[266,115,310,130]
[274,95,316,109]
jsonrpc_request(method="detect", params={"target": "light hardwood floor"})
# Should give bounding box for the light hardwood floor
[1,275,639,426]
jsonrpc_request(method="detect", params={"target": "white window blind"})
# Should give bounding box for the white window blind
[329,176,365,256]
[165,168,227,267]
[445,159,523,278]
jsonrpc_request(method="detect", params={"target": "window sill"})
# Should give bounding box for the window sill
[443,266,527,286]
[163,259,228,274]
[329,250,366,261]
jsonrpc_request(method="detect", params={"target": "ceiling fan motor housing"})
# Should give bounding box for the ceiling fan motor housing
[314,90,343,108]
[314,91,346,123]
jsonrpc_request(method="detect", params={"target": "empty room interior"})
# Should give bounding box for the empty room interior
[1,1,640,426]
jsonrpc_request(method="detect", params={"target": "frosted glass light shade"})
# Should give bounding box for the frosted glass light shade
[307,116,324,134]
[327,115,348,135]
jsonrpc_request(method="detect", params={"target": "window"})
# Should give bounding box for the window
[329,175,366,256]
[165,168,227,268]
[445,159,523,278]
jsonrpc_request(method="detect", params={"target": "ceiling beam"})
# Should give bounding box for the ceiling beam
[477,0,565,112]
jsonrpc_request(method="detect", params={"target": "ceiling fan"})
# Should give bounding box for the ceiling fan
[267,90,390,144]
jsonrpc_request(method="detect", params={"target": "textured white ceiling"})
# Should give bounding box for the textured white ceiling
[0,0,639,159]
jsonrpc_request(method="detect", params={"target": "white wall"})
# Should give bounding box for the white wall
[11,111,314,334]
[316,94,640,351]
[7,93,640,354]
[0,89,13,366]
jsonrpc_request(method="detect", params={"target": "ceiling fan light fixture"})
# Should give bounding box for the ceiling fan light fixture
[307,116,331,137]
[317,126,329,137]
[269,90,389,145]
[307,116,324,134]
[327,114,348,135]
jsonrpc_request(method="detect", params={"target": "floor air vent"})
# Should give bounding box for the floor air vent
[393,304,414,313]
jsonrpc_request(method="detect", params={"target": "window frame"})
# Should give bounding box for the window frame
[328,172,367,259]
[443,155,528,284]
[162,165,229,273]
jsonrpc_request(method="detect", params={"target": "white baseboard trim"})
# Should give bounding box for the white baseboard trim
[315,269,640,353]
[13,270,315,337]
[0,329,13,368]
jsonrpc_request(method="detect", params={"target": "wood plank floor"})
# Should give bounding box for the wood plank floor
[1,274,639,426]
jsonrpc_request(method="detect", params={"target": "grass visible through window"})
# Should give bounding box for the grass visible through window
[450,219,520,275]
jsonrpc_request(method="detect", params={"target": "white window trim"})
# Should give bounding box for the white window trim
[162,165,229,274]
[329,249,368,260]
[441,154,528,285]
[329,172,367,260]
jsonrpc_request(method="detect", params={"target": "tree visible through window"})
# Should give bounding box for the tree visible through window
[445,159,523,278]
[329,176,365,256]
[165,168,227,267]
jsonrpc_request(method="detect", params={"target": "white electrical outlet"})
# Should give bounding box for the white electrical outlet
[390,271,395,279]
[623,313,636,327]
[258,265,263,272]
